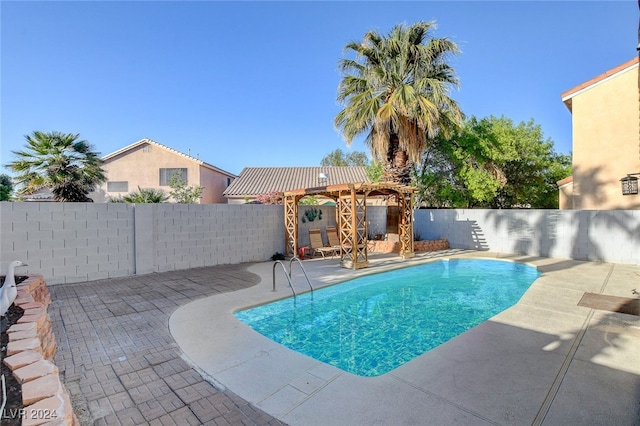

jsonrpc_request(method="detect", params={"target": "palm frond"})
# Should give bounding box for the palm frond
[5,131,106,201]
[335,21,463,182]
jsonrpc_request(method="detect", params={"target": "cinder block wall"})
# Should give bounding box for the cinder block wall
[136,204,284,274]
[414,209,640,265]
[1,202,135,284]
[0,202,284,284]
[2,203,639,285]
[296,206,338,248]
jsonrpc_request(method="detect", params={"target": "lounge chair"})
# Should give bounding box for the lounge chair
[325,226,342,252]
[309,228,339,259]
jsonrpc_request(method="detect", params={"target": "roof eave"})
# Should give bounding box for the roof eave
[102,138,237,177]
[561,56,639,103]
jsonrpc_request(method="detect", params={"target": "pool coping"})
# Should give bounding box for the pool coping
[169,251,640,425]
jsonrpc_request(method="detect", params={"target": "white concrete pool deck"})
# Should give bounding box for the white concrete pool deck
[169,250,640,425]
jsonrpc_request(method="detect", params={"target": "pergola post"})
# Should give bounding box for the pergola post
[284,194,298,256]
[397,191,415,259]
[338,186,368,269]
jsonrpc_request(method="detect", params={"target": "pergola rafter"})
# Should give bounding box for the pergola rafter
[283,182,418,269]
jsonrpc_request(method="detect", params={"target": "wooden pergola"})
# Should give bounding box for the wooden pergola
[283,182,419,269]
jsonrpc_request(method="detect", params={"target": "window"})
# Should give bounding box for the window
[227,177,233,187]
[159,168,187,186]
[107,181,128,192]
[621,176,639,195]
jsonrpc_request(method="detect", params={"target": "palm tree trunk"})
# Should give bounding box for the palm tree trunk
[382,135,413,185]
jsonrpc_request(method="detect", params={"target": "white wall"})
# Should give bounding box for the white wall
[414,209,640,265]
[0,202,284,284]
[1,203,638,285]
[296,206,338,248]
[135,204,283,274]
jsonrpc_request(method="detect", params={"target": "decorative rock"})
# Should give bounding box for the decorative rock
[414,238,449,252]
[22,392,72,426]
[19,275,44,293]
[22,373,62,405]
[7,337,42,356]
[19,301,45,310]
[6,321,36,334]
[5,274,79,426]
[23,307,46,317]
[14,359,59,384]
[43,336,58,361]
[8,328,38,341]
[14,293,35,305]
[3,350,43,370]
[38,319,52,340]
[18,310,48,328]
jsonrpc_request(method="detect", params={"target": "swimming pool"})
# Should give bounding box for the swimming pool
[235,259,540,377]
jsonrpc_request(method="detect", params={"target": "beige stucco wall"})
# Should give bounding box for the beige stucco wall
[226,197,248,205]
[199,165,232,204]
[558,182,573,210]
[570,63,639,209]
[91,143,231,203]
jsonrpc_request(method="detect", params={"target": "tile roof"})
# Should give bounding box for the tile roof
[102,138,237,178]
[556,175,573,187]
[223,166,370,197]
[561,56,639,108]
[21,188,55,201]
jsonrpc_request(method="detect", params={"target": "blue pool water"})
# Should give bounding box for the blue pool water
[235,259,540,377]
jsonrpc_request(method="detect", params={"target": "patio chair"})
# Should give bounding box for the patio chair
[308,228,339,259]
[325,226,342,252]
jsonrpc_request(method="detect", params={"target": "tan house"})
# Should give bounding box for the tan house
[558,56,640,209]
[91,138,236,203]
[223,166,371,204]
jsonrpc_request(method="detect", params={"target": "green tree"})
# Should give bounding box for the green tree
[169,171,204,203]
[335,21,463,185]
[110,187,169,203]
[414,140,469,208]
[541,151,572,207]
[449,116,518,205]
[299,196,320,205]
[415,115,571,208]
[6,131,106,202]
[365,161,383,182]
[321,149,369,166]
[490,120,571,208]
[0,174,13,201]
[455,116,570,208]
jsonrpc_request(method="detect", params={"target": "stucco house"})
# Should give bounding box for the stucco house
[223,166,371,204]
[91,138,236,203]
[558,56,640,209]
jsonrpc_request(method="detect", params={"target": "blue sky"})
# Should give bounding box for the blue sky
[1,1,637,176]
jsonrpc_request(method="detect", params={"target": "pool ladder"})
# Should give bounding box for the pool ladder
[272,257,314,296]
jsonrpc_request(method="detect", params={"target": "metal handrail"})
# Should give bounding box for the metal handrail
[272,257,314,297]
[272,260,296,296]
[289,256,314,294]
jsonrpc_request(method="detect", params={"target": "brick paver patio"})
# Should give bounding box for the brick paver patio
[48,264,287,426]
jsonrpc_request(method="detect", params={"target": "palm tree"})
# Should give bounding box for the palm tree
[335,21,463,185]
[7,131,106,202]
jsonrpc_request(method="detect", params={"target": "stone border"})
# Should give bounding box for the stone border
[368,237,449,253]
[3,275,78,426]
